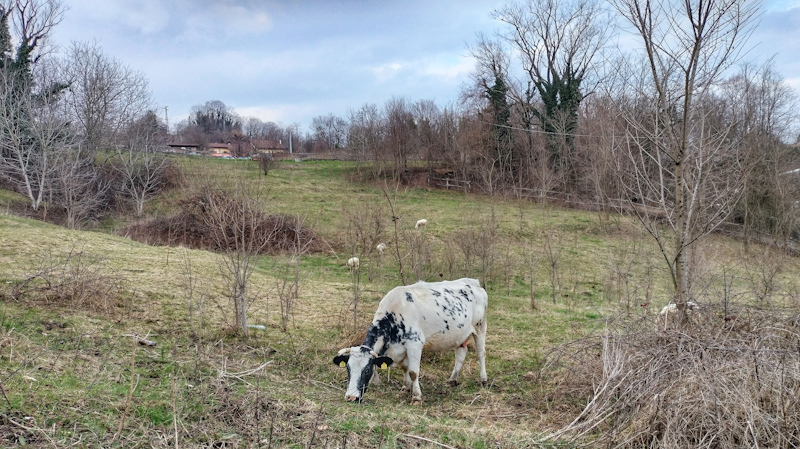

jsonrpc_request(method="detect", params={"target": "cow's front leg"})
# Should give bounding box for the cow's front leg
[405,345,423,404]
[401,365,412,391]
[447,343,468,386]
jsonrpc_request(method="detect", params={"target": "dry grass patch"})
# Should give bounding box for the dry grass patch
[540,306,800,447]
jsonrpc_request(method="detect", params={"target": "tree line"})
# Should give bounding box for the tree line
[308,0,798,308]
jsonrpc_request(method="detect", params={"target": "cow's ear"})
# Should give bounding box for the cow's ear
[333,355,349,367]
[372,356,393,370]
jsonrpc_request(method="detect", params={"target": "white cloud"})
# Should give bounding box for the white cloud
[371,62,405,83]
[123,0,171,35]
[179,6,273,42]
[67,0,170,36]
[420,56,474,81]
[785,77,800,91]
[236,104,316,125]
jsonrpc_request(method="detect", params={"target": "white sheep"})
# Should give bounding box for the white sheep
[657,301,698,329]
[347,257,360,272]
[376,243,387,254]
[415,219,428,229]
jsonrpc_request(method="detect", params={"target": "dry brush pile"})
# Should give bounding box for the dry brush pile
[541,306,800,447]
[123,186,324,254]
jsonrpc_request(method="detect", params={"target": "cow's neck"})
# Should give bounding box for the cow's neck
[362,312,401,355]
[362,325,388,355]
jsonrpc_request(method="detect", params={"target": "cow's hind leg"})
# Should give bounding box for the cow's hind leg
[447,341,468,386]
[475,319,488,386]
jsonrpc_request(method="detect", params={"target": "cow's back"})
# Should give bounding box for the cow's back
[374,278,487,353]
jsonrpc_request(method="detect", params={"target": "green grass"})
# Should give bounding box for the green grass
[1,159,799,447]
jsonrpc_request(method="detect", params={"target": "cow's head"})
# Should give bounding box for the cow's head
[333,346,393,402]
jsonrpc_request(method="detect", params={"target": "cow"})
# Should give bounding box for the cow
[333,278,488,404]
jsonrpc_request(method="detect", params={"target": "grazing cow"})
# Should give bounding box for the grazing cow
[347,257,360,272]
[376,242,387,254]
[333,278,488,404]
[414,218,428,229]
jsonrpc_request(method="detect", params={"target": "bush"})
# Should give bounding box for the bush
[121,186,324,255]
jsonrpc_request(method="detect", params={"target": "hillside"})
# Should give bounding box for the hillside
[1,159,798,447]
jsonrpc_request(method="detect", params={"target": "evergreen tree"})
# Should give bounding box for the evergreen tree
[486,74,514,170]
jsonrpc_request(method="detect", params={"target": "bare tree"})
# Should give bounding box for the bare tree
[0,60,69,211]
[113,113,169,217]
[311,113,348,150]
[412,98,441,180]
[202,180,280,337]
[50,146,108,229]
[61,41,153,154]
[383,97,415,180]
[0,67,48,209]
[347,103,383,177]
[2,0,65,73]
[610,0,760,307]
[0,0,65,210]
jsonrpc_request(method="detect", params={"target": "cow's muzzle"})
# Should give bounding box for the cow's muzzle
[345,395,360,402]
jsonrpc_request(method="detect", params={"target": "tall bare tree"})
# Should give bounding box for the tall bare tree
[61,41,152,154]
[1,0,64,81]
[0,0,65,210]
[311,113,348,150]
[347,103,383,176]
[468,34,515,176]
[384,97,415,179]
[0,60,68,211]
[610,0,760,307]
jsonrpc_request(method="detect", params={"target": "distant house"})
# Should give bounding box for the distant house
[251,139,288,156]
[166,141,200,155]
[207,142,232,158]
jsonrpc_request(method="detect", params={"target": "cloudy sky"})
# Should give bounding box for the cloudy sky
[50,0,800,133]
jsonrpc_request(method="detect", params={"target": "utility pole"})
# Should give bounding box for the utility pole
[164,106,169,134]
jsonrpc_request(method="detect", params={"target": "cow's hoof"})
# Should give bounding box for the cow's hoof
[447,380,459,387]
[480,380,488,387]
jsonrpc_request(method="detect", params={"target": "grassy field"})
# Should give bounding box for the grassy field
[1,158,798,447]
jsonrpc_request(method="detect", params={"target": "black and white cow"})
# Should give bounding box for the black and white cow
[333,278,488,403]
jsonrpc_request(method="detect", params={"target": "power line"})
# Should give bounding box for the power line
[476,119,594,138]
